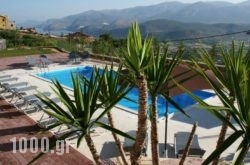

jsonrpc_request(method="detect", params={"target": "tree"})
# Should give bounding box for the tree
[88,64,132,165]
[209,43,218,61]
[179,41,250,164]
[30,66,134,165]
[145,44,183,165]
[0,30,20,47]
[99,33,113,42]
[197,41,247,165]
[117,22,152,165]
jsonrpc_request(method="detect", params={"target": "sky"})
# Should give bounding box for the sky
[0,0,246,23]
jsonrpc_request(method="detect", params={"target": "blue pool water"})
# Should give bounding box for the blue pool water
[37,66,215,117]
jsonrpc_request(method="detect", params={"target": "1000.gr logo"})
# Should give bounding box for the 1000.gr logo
[10,137,69,155]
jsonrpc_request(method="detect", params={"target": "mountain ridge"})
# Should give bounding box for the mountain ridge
[106,19,250,42]
[31,1,250,41]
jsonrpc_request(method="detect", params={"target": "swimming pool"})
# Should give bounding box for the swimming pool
[37,66,215,117]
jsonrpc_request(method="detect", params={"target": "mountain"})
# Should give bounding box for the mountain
[107,19,250,43]
[35,0,250,41]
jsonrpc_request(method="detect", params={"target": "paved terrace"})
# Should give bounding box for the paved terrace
[0,98,93,165]
[0,53,94,164]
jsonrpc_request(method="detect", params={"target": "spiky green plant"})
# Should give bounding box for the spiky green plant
[83,64,133,165]
[176,41,250,164]
[117,21,152,165]
[145,44,183,165]
[29,66,134,165]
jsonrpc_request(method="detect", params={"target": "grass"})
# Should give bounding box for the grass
[0,47,57,58]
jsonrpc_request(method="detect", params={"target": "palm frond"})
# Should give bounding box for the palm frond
[202,131,244,165]
[232,138,250,165]
[117,21,152,76]
[95,121,135,140]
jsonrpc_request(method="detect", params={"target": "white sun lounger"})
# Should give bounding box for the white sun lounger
[35,98,63,129]
[0,82,28,98]
[11,85,37,94]
[0,77,18,88]
[0,77,18,82]
[174,131,206,158]
[16,92,52,111]
[33,97,60,110]
[8,85,38,103]
[0,75,12,79]
[21,97,61,115]
[1,83,29,95]
[2,82,28,91]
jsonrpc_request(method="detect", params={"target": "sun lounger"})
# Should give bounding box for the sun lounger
[22,97,61,114]
[2,86,35,102]
[8,85,38,103]
[174,131,206,158]
[12,91,51,110]
[0,82,28,98]
[0,77,18,88]
[39,116,59,129]
[29,92,51,103]
[0,77,18,83]
[2,82,28,91]
[34,97,60,109]
[21,92,51,104]
[35,98,64,130]
[0,75,11,79]
[11,85,37,94]
[37,108,61,129]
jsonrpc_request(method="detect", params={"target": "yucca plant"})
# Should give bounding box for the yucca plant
[30,66,134,165]
[191,41,247,165]
[177,41,250,164]
[145,44,183,165]
[83,64,133,165]
[117,21,153,165]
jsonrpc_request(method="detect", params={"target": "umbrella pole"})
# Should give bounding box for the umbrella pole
[164,97,168,157]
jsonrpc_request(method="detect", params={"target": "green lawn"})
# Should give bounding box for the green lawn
[0,48,56,58]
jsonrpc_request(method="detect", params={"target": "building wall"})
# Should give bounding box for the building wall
[0,15,16,30]
[0,15,8,29]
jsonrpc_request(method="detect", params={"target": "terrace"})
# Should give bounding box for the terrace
[0,53,236,164]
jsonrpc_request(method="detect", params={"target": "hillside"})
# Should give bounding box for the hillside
[79,19,250,43]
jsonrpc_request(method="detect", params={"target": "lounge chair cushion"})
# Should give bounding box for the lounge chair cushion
[174,131,206,158]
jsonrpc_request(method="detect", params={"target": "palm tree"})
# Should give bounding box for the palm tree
[145,44,183,165]
[30,66,134,165]
[117,22,153,165]
[178,41,250,164]
[91,64,132,165]
[190,41,247,165]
